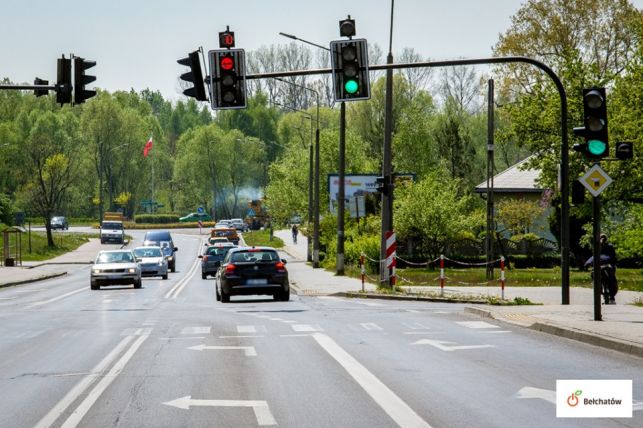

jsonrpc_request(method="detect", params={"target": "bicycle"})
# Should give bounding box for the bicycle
[585,255,616,305]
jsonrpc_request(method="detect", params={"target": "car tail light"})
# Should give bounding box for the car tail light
[226,263,237,274]
[202,255,208,262]
[275,261,286,272]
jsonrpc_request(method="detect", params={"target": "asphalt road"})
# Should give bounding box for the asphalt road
[0,230,640,427]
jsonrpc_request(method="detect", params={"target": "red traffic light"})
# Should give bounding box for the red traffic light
[220,56,234,71]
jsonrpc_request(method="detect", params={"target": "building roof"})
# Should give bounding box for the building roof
[475,156,544,193]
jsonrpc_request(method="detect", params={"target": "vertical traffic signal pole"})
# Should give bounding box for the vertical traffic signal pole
[337,101,346,275]
[308,122,314,263]
[486,79,495,280]
[592,192,602,321]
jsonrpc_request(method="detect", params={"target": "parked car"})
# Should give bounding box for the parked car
[199,243,235,279]
[133,246,168,279]
[100,220,124,244]
[215,246,289,303]
[210,227,239,245]
[179,212,213,223]
[90,250,141,290]
[50,216,69,230]
[143,230,178,272]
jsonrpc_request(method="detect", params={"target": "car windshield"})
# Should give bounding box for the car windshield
[102,222,123,230]
[206,247,231,256]
[96,252,134,264]
[230,250,278,263]
[52,217,64,222]
[134,247,162,258]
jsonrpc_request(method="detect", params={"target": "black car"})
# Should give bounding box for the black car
[143,230,178,272]
[50,216,69,230]
[216,247,289,303]
[199,243,235,279]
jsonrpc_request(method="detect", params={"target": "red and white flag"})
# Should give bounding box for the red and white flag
[143,137,153,158]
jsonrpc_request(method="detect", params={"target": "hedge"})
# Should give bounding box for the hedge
[134,214,180,224]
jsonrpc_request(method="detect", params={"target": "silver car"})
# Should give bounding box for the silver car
[133,246,168,279]
[91,250,141,290]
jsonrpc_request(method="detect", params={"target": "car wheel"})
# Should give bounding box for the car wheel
[202,273,207,280]
[215,286,221,301]
[278,288,290,302]
[162,274,168,280]
[100,239,105,244]
[91,283,99,290]
[221,289,230,303]
[134,279,142,289]
[171,263,176,273]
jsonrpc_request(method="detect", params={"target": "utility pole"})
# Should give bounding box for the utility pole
[486,79,495,280]
[337,101,346,275]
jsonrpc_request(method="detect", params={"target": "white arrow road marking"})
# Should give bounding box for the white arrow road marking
[515,387,643,411]
[312,333,431,428]
[412,339,495,352]
[188,344,257,356]
[456,321,500,329]
[163,396,276,426]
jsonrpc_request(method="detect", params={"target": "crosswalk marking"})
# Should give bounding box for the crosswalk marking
[456,321,500,329]
[237,325,257,333]
[181,326,211,335]
[402,322,431,330]
[292,324,323,332]
[360,323,383,331]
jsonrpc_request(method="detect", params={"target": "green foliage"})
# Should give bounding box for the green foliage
[243,229,284,248]
[0,193,15,225]
[134,214,180,224]
[497,198,546,235]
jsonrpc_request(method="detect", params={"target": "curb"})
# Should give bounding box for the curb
[0,272,68,289]
[344,292,487,304]
[464,307,643,359]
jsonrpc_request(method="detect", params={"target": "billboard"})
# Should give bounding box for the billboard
[327,174,414,217]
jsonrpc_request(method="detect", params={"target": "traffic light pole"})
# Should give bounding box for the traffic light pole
[592,192,602,321]
[337,101,346,275]
[245,55,570,302]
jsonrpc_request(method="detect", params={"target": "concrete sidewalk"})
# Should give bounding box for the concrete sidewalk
[274,229,643,358]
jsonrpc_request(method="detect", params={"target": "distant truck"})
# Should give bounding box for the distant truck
[245,199,269,230]
[100,212,125,244]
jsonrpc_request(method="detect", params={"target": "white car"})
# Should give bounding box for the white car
[91,250,141,290]
[133,246,168,279]
[100,220,125,244]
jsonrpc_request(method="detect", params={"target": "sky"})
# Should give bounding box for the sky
[2,0,642,101]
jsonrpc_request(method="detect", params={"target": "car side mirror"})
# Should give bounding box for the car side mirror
[136,258,142,262]
[281,259,287,264]
[174,247,178,252]
[198,255,203,259]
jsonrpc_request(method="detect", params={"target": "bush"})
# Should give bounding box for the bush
[345,232,381,273]
[134,214,180,224]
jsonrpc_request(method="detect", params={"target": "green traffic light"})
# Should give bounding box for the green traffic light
[344,79,359,94]
[587,139,607,156]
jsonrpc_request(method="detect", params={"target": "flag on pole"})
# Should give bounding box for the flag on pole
[143,137,153,158]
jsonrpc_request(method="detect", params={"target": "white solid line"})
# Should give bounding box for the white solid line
[403,332,442,335]
[34,335,136,428]
[479,330,512,334]
[181,326,211,335]
[61,334,149,428]
[456,321,500,329]
[312,333,431,428]
[160,337,205,340]
[29,287,86,308]
[164,238,205,299]
[219,335,265,338]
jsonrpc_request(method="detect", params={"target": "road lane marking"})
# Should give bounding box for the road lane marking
[61,334,150,428]
[121,328,153,336]
[479,330,512,334]
[0,297,17,300]
[188,344,257,356]
[405,309,420,313]
[165,238,205,299]
[34,335,136,428]
[312,333,431,428]
[456,321,500,329]
[360,323,383,331]
[160,337,205,340]
[163,396,276,425]
[403,332,442,335]
[292,324,323,332]
[181,326,211,335]
[412,339,495,352]
[220,335,265,339]
[515,386,556,404]
[237,325,257,333]
[402,322,431,330]
[28,287,86,308]
[280,334,312,337]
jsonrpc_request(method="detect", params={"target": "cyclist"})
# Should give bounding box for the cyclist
[291,224,299,244]
[600,234,618,304]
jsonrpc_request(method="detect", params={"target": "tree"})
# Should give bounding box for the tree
[496,198,546,235]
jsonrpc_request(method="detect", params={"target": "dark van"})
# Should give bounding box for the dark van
[143,230,178,272]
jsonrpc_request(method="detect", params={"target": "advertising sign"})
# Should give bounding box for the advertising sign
[327,174,414,217]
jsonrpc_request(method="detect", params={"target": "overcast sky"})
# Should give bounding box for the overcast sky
[2,0,641,101]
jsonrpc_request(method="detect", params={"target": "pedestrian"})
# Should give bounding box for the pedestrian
[600,233,618,304]
[291,224,298,244]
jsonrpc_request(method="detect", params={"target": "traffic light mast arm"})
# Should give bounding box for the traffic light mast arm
[0,83,57,91]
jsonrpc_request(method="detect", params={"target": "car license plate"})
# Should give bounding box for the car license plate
[246,279,267,285]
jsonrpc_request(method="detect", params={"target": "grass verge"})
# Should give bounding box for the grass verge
[0,231,99,262]
[242,230,284,249]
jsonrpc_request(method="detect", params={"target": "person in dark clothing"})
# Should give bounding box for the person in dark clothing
[291,224,299,244]
[599,234,618,303]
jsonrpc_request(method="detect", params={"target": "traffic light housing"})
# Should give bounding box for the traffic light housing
[572,88,608,160]
[615,142,633,160]
[74,57,96,104]
[209,49,247,110]
[177,51,207,102]
[330,39,370,102]
[375,176,389,196]
[56,55,72,105]
[34,77,49,97]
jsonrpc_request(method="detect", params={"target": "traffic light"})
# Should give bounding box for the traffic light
[572,88,608,160]
[330,39,370,102]
[177,51,207,101]
[34,77,48,97]
[56,55,72,105]
[74,57,96,104]
[209,49,247,110]
[339,18,356,37]
[375,176,388,196]
[615,142,633,160]
[571,180,585,205]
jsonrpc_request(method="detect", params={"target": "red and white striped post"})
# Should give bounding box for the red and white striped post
[385,230,396,287]
[360,254,365,292]
[500,256,506,300]
[198,220,203,235]
[439,254,445,296]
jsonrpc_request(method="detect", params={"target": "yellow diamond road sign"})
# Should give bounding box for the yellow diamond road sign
[580,164,613,197]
